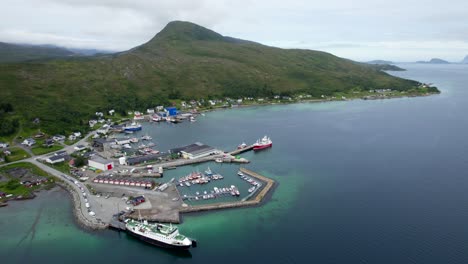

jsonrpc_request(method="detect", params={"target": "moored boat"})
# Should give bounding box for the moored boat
[253,136,272,151]
[124,122,142,132]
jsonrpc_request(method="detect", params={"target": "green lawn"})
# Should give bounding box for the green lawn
[31,144,63,155]
[49,162,71,174]
[5,147,31,162]
[0,162,56,198]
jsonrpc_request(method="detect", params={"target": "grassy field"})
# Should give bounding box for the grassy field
[0,162,55,199]
[31,144,63,155]
[5,147,30,162]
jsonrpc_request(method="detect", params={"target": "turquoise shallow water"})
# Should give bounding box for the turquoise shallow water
[2,64,468,263]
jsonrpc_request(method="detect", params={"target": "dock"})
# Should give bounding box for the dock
[229,145,254,156]
[179,168,275,213]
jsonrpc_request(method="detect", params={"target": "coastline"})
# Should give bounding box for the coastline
[56,182,108,230]
[197,92,440,115]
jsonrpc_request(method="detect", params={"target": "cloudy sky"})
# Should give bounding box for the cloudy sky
[1,0,467,61]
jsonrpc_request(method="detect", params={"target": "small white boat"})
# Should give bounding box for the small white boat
[123,144,132,149]
[215,158,223,163]
[237,171,244,176]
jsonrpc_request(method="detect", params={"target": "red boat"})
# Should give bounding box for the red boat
[253,136,272,151]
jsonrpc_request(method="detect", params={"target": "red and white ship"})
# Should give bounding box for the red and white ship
[253,136,272,151]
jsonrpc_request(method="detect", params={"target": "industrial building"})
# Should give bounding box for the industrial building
[88,156,114,171]
[170,142,219,159]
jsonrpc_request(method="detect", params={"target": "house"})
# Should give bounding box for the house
[108,109,115,115]
[147,109,155,114]
[22,138,36,147]
[88,156,114,171]
[3,150,11,156]
[156,106,164,111]
[33,118,40,124]
[52,135,66,142]
[89,120,98,127]
[46,155,65,164]
[73,132,82,138]
[43,139,55,147]
[92,138,110,152]
[0,142,9,148]
[96,127,109,134]
[134,111,144,120]
[237,99,243,104]
[74,145,86,151]
[69,135,76,141]
[95,112,104,117]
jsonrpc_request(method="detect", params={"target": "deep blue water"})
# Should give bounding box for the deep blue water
[2,63,468,263]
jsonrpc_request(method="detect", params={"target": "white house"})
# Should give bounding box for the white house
[52,135,66,142]
[88,156,114,171]
[46,155,65,164]
[147,109,155,114]
[95,112,104,117]
[89,120,98,127]
[74,145,86,151]
[69,135,77,141]
[108,109,115,115]
[73,132,82,138]
[22,138,36,147]
[0,142,9,148]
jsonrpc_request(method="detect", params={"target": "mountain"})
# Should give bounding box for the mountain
[367,60,394,64]
[365,64,406,71]
[67,48,114,56]
[0,42,76,62]
[416,58,450,64]
[0,21,436,134]
[461,55,468,64]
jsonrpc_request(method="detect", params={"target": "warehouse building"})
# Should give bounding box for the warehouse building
[88,156,114,171]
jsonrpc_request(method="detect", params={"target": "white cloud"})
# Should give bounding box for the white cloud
[0,0,467,61]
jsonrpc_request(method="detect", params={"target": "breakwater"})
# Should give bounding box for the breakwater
[56,182,108,230]
[179,168,275,214]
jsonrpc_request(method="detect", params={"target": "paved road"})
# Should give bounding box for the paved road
[1,131,105,227]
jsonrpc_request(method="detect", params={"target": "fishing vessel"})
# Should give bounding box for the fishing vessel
[125,219,195,249]
[253,136,272,151]
[151,115,161,122]
[124,122,142,132]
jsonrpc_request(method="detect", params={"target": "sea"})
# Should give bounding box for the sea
[2,63,468,264]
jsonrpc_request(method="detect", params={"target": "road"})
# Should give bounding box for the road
[1,131,106,228]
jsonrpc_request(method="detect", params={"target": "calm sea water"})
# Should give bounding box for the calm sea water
[2,64,468,263]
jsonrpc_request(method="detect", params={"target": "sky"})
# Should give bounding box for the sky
[1,0,467,62]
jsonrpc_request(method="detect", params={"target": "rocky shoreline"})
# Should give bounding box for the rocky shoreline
[56,182,108,230]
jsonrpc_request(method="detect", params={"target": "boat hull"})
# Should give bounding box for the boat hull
[126,230,191,250]
[124,127,142,131]
[253,143,272,151]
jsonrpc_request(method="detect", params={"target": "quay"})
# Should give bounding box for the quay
[229,145,254,156]
[179,168,275,214]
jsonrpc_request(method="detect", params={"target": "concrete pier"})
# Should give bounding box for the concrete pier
[179,168,275,214]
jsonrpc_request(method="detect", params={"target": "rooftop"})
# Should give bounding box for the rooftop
[90,156,112,164]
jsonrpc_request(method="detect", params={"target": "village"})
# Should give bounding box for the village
[0,102,275,229]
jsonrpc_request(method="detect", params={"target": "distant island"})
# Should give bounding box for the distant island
[0,21,440,137]
[461,55,468,64]
[367,60,394,64]
[416,58,450,64]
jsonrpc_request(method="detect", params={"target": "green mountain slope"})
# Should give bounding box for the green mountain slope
[0,42,76,62]
[0,21,436,134]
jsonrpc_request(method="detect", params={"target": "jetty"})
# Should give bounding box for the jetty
[179,168,275,213]
[229,145,254,156]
